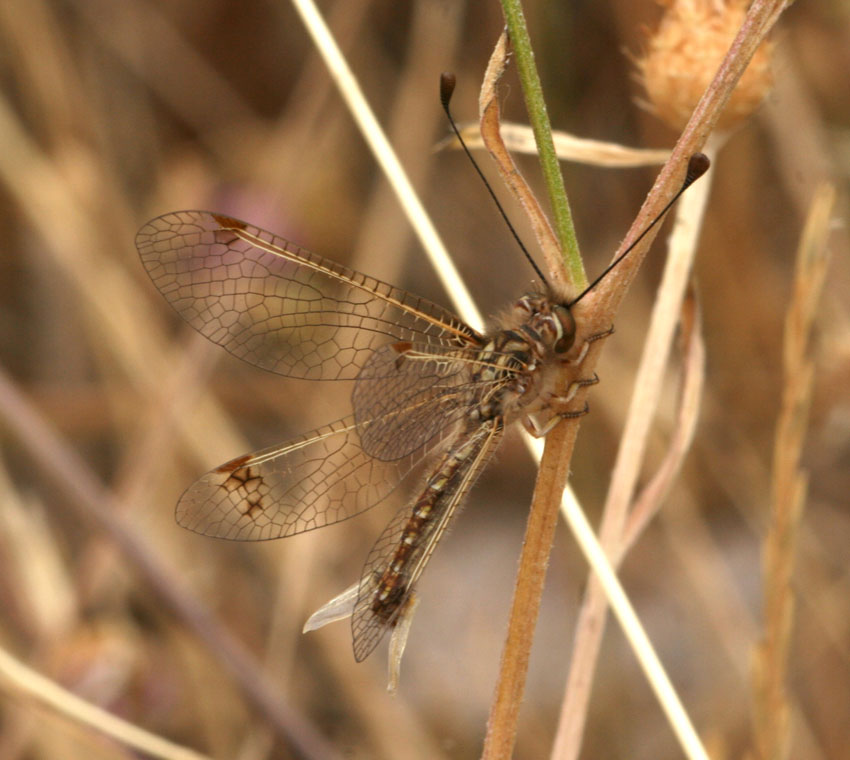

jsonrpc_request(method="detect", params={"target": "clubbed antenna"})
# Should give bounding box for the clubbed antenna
[439,73,549,287]
[569,153,710,306]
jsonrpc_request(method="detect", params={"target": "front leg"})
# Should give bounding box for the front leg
[567,325,615,366]
[522,373,599,438]
[523,325,612,438]
[522,402,591,438]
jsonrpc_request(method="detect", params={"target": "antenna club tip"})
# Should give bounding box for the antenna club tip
[440,73,457,107]
[685,152,710,185]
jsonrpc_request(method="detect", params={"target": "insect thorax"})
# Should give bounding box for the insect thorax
[470,292,577,423]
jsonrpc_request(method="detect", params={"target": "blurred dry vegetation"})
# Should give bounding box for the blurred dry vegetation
[0,1,847,759]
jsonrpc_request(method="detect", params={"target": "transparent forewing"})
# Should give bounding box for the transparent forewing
[176,415,456,541]
[136,211,483,381]
[350,419,504,661]
[352,341,482,461]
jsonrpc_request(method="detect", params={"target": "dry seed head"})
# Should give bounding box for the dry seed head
[636,0,774,132]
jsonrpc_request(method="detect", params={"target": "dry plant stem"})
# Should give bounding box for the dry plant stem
[454,122,670,167]
[0,368,343,760]
[599,137,714,554]
[478,32,567,291]
[478,18,711,756]
[482,10,714,760]
[623,286,706,552]
[600,137,716,552]
[550,0,790,752]
[481,420,579,760]
[752,183,835,760]
[549,291,712,760]
[553,136,716,760]
[477,29,580,760]
[555,461,712,760]
[499,0,582,284]
[0,645,210,760]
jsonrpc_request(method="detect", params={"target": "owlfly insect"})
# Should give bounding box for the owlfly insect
[137,82,708,664]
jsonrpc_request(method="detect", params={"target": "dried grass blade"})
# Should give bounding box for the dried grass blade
[445,122,670,167]
[478,31,572,293]
[0,643,211,760]
[623,285,706,552]
[752,182,835,760]
[552,134,716,760]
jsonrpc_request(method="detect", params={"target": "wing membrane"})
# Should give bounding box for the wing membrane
[137,211,482,380]
[352,341,482,460]
[175,412,465,541]
[177,344,516,540]
[138,210,517,664]
[351,340,530,461]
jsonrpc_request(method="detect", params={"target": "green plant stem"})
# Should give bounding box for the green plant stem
[500,0,585,288]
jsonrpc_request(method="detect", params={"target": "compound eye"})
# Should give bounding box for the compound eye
[552,305,576,354]
[554,334,574,354]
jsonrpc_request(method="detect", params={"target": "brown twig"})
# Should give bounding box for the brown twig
[553,0,790,754]
[477,28,585,760]
[475,0,791,758]
[481,421,579,760]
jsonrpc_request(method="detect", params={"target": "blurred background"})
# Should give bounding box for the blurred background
[0,0,847,758]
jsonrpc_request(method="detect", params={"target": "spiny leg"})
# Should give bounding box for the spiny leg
[568,325,615,366]
[523,402,590,438]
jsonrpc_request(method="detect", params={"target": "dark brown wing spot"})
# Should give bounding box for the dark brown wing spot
[214,457,270,517]
[219,465,252,491]
[211,213,247,230]
[390,341,413,370]
[215,453,252,473]
[244,493,265,518]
